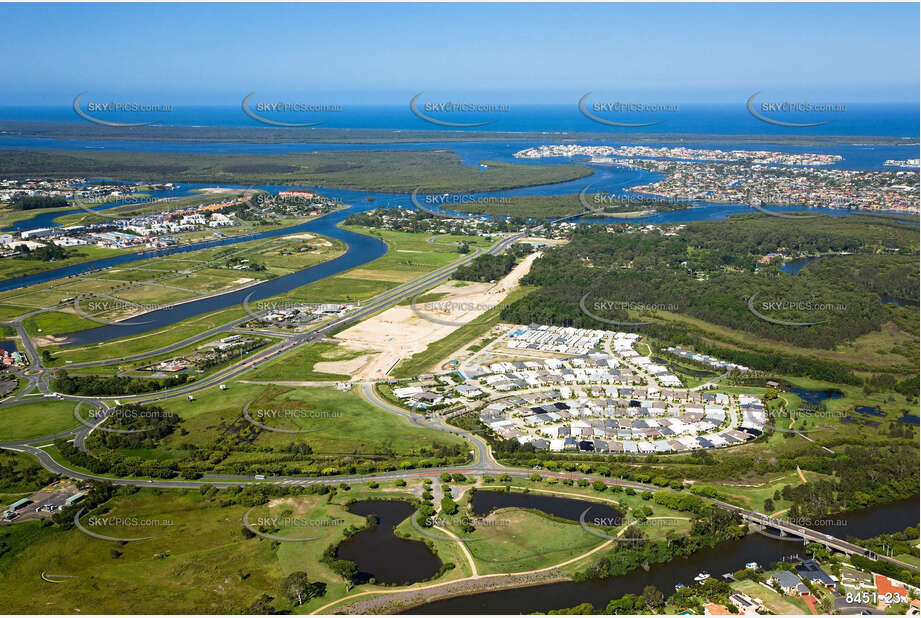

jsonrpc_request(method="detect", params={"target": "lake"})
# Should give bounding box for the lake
[404,497,919,614]
[334,499,442,586]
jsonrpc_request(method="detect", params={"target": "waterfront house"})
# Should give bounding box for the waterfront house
[769,570,808,596]
[797,559,837,591]
[729,591,763,615]
[702,603,733,615]
[839,567,873,589]
[876,575,909,606]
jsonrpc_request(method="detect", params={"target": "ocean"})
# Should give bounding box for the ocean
[0,103,918,137]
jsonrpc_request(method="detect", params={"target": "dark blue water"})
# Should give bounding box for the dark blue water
[779,257,819,276]
[0,136,918,172]
[335,499,442,585]
[0,340,16,353]
[787,387,844,406]
[404,497,920,614]
[470,489,622,522]
[1,103,918,137]
[853,405,887,419]
[57,205,386,346]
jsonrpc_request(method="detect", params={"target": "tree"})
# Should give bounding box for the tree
[247,593,275,614]
[330,560,359,591]
[280,571,312,606]
[641,585,664,611]
[763,498,775,513]
[441,496,459,515]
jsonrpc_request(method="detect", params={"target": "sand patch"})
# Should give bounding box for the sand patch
[314,353,378,376]
[266,497,312,515]
[284,233,316,240]
[335,251,540,379]
[233,278,254,284]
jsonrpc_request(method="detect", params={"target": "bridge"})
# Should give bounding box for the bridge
[717,502,919,573]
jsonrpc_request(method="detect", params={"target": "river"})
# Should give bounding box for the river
[403,497,919,614]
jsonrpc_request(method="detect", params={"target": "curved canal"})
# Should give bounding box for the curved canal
[404,497,919,614]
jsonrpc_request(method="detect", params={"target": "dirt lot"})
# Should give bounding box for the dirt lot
[321,252,540,380]
[2,479,81,524]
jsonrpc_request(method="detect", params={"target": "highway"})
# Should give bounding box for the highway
[0,228,525,408]
[1,223,917,577]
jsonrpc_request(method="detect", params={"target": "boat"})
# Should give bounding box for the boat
[674,583,684,591]
[693,572,710,582]
[745,562,760,570]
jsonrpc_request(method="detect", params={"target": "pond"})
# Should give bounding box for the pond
[334,499,442,585]
[469,489,623,523]
[786,386,844,407]
[405,497,920,614]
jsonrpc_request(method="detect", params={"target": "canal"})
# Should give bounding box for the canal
[403,496,919,614]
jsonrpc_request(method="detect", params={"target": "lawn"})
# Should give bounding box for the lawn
[694,471,817,514]
[0,399,79,441]
[730,579,805,614]
[9,234,343,341]
[445,506,605,575]
[44,306,248,366]
[0,489,341,614]
[0,449,57,493]
[243,341,369,382]
[92,382,470,468]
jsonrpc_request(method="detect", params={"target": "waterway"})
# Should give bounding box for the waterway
[334,499,442,585]
[404,496,919,614]
[2,146,916,344]
[56,206,387,346]
[469,489,622,522]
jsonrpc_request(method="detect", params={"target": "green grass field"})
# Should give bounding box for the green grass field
[86,382,469,470]
[0,489,342,613]
[243,341,369,382]
[43,306,247,366]
[0,399,79,441]
[450,506,605,575]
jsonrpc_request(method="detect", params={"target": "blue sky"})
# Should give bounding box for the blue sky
[1,2,918,104]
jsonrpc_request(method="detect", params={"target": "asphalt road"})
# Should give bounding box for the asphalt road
[2,225,917,575]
